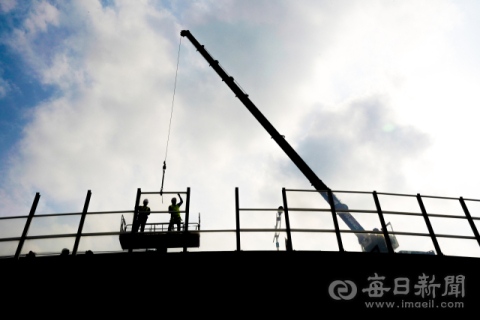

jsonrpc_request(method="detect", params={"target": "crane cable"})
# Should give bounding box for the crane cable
[160,36,182,203]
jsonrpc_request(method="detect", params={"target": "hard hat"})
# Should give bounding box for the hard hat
[143,199,149,205]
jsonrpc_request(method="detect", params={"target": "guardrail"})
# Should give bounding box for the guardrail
[235,188,480,255]
[1,187,479,258]
[0,188,192,259]
[120,217,200,233]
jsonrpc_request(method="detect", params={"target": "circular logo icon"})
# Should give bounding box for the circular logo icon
[329,280,357,300]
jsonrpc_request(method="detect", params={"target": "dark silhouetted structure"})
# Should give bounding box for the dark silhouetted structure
[135,199,150,233]
[168,193,183,231]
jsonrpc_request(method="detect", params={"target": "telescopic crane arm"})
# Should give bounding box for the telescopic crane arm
[180,30,394,252]
[180,30,329,193]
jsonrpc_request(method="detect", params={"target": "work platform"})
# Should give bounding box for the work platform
[119,220,200,250]
[117,188,200,250]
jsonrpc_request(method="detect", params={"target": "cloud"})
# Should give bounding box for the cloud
[0,77,12,98]
[1,0,478,256]
[0,0,17,13]
[24,0,59,33]
[291,95,431,193]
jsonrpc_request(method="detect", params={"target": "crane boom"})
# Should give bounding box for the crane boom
[180,30,329,192]
[180,30,386,250]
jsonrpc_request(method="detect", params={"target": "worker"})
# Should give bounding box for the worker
[168,193,183,232]
[136,199,151,233]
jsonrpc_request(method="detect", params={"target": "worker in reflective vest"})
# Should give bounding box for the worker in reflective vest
[168,193,183,231]
[135,199,151,233]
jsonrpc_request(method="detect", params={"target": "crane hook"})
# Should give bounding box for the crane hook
[160,161,166,202]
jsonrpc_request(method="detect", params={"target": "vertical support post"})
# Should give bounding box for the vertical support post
[327,189,344,252]
[372,191,394,254]
[235,187,241,252]
[15,192,40,260]
[282,188,293,252]
[417,194,443,256]
[183,187,191,252]
[459,197,480,248]
[129,188,142,253]
[72,190,92,256]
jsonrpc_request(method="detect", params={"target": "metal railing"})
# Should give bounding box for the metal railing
[234,188,480,256]
[120,217,200,233]
[1,187,480,258]
[0,188,193,259]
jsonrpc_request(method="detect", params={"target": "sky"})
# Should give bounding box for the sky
[1,0,480,256]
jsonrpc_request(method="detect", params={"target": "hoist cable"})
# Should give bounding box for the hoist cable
[160,36,182,201]
[164,36,182,164]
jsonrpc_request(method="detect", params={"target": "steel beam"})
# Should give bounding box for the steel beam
[235,188,241,252]
[72,190,92,255]
[282,188,293,252]
[327,189,344,252]
[183,187,191,252]
[373,191,394,254]
[417,194,442,256]
[459,197,480,248]
[14,193,40,260]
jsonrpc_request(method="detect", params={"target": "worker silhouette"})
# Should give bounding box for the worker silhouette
[135,199,151,233]
[168,194,183,232]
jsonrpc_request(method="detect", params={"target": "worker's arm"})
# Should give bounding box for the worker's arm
[178,193,183,207]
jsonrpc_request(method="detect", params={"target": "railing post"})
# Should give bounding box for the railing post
[183,187,191,252]
[129,188,142,253]
[72,190,92,256]
[282,188,293,252]
[416,193,443,256]
[372,191,394,254]
[327,189,344,252]
[15,192,40,260]
[235,187,241,252]
[459,197,480,248]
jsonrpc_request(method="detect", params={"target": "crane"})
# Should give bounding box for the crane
[180,30,433,255]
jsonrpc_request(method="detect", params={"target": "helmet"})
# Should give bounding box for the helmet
[143,199,149,205]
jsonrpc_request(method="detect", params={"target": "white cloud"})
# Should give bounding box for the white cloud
[0,0,17,13]
[24,0,60,34]
[1,0,479,255]
[0,77,12,99]
[292,94,432,193]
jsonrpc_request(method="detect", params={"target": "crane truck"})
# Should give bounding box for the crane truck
[180,30,434,255]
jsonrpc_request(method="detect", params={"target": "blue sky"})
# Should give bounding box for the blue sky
[0,6,54,170]
[1,0,480,255]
